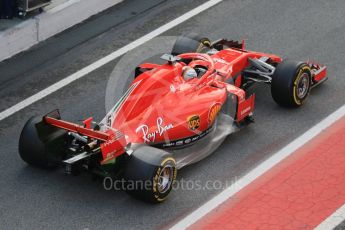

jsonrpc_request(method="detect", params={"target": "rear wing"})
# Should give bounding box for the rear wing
[43,110,127,166]
[44,114,111,142]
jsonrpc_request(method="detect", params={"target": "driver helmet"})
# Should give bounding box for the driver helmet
[182,66,197,81]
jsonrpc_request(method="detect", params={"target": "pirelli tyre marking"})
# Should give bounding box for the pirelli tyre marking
[293,65,311,105]
[153,157,177,202]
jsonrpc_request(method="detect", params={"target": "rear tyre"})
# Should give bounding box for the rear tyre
[124,146,177,203]
[271,61,312,107]
[19,116,66,169]
[172,33,211,55]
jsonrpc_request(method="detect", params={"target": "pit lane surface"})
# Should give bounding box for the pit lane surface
[1,0,345,229]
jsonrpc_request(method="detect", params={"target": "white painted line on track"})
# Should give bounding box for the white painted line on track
[314,204,345,230]
[170,103,345,230]
[0,0,223,122]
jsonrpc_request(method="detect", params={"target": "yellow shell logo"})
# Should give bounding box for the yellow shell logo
[208,104,221,124]
[187,115,200,130]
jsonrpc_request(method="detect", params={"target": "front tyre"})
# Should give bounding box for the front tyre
[124,146,177,203]
[271,61,312,107]
[171,33,211,55]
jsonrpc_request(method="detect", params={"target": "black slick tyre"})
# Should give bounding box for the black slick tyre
[19,116,66,169]
[171,33,211,55]
[271,61,312,107]
[124,146,177,203]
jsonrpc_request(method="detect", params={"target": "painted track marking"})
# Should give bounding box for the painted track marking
[170,103,345,230]
[315,204,345,230]
[0,0,223,122]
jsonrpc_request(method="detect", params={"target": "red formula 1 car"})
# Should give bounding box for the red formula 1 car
[19,34,327,202]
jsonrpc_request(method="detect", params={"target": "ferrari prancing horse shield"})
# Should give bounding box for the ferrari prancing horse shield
[208,103,222,125]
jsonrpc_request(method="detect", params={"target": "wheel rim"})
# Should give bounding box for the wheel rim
[296,73,310,99]
[158,165,174,193]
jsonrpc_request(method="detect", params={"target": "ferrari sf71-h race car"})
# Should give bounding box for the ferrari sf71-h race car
[19,34,327,203]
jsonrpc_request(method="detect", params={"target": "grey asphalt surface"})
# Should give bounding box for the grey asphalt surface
[335,221,345,230]
[1,0,345,229]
